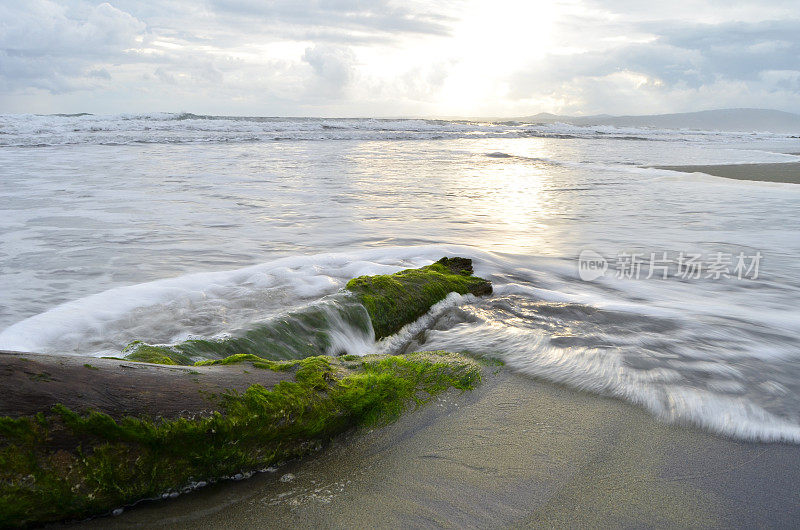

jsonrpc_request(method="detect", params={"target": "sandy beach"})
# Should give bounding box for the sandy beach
[85,370,800,529]
[656,162,800,183]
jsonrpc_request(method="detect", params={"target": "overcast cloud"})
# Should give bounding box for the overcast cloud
[0,0,797,116]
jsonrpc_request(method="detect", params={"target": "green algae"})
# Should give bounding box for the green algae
[0,352,481,527]
[194,353,334,385]
[346,257,492,338]
[122,341,192,366]
[121,299,372,366]
[173,299,371,360]
[194,353,293,370]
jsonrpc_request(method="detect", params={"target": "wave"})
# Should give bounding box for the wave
[419,298,800,444]
[1,113,794,148]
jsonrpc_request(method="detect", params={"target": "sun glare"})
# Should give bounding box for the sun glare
[434,0,561,114]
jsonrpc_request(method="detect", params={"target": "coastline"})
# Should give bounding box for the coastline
[90,370,800,528]
[654,162,800,184]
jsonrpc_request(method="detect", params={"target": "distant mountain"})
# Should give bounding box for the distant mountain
[513,109,800,134]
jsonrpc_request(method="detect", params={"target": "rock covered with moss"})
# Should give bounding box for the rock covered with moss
[0,352,481,527]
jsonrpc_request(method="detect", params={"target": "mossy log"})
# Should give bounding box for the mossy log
[0,351,481,527]
[0,257,492,526]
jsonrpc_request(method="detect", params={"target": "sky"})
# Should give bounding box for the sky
[1,0,799,117]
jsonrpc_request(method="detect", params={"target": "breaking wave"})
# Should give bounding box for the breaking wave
[0,113,794,147]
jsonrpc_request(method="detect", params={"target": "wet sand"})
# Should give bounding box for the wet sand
[655,162,800,184]
[84,370,800,528]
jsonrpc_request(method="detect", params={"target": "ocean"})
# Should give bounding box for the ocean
[1,112,799,442]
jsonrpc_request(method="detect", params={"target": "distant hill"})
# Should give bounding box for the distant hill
[513,109,800,134]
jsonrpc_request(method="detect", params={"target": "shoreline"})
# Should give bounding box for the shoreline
[88,370,800,528]
[654,162,800,184]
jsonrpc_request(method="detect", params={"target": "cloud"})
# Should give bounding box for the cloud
[0,1,146,92]
[208,0,454,38]
[302,45,356,99]
[650,20,800,83]
[0,1,146,56]
[0,0,798,115]
[0,0,459,110]
[507,16,800,114]
[87,67,112,80]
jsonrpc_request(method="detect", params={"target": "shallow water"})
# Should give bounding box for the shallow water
[1,114,800,441]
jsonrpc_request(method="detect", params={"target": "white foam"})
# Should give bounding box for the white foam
[375,292,477,356]
[2,113,797,148]
[321,303,375,358]
[421,318,800,443]
[653,387,800,443]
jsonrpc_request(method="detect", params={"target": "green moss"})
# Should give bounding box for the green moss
[196,355,336,391]
[293,356,335,390]
[0,352,480,527]
[195,353,296,371]
[346,257,492,338]
[121,301,373,365]
[181,300,370,362]
[83,363,99,370]
[122,341,192,366]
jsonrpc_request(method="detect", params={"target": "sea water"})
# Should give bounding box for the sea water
[1,113,799,442]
